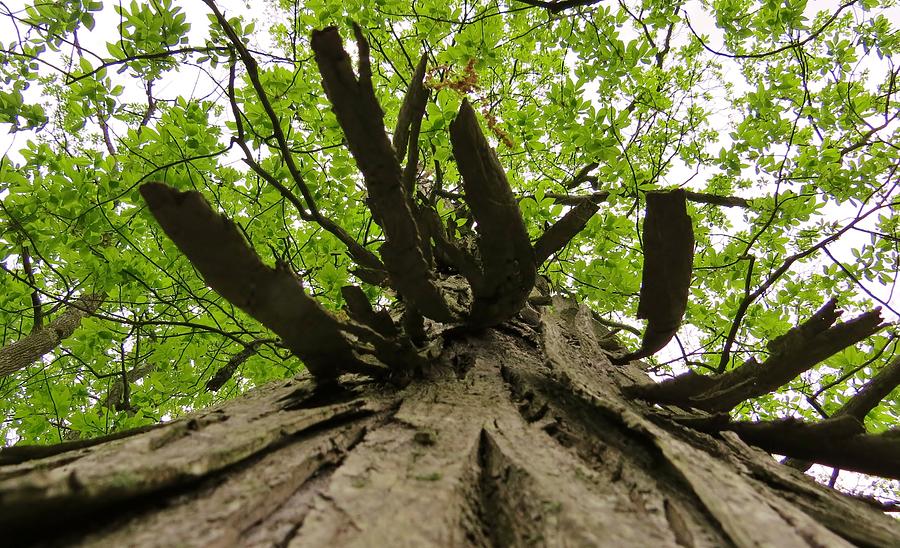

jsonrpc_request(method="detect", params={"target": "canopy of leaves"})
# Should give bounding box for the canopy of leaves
[0,0,897,500]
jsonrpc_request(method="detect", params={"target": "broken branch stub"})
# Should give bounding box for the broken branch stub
[311,26,456,323]
[140,182,384,380]
[612,190,694,365]
[449,99,536,326]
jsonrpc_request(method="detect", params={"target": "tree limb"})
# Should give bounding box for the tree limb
[0,293,103,378]
[140,182,385,380]
[393,53,429,166]
[205,340,271,392]
[785,354,900,471]
[533,194,606,265]
[311,25,457,323]
[514,0,604,13]
[449,99,536,326]
[683,190,752,208]
[341,285,398,338]
[710,416,900,480]
[21,246,42,332]
[631,300,887,412]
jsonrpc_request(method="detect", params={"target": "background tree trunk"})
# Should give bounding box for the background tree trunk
[1,297,897,547]
[0,293,103,378]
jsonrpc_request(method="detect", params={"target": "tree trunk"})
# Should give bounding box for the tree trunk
[0,293,103,378]
[1,297,896,547]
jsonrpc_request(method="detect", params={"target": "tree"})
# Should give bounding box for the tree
[1,0,899,544]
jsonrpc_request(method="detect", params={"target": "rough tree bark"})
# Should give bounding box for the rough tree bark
[2,22,898,547]
[0,293,103,378]
[1,297,898,546]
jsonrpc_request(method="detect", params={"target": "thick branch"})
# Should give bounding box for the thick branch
[786,354,900,471]
[0,293,103,378]
[449,99,536,326]
[340,285,398,338]
[543,191,609,206]
[311,26,455,323]
[416,205,482,284]
[515,0,603,12]
[839,353,900,421]
[613,190,694,364]
[708,416,900,480]
[632,300,886,412]
[0,423,163,466]
[400,58,429,195]
[683,190,752,208]
[563,163,599,189]
[140,182,384,380]
[533,194,606,265]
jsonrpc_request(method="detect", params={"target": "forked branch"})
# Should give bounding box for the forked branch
[312,25,457,323]
[450,99,537,326]
[631,299,886,412]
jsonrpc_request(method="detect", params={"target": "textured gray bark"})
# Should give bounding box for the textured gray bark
[0,293,103,378]
[1,297,896,547]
